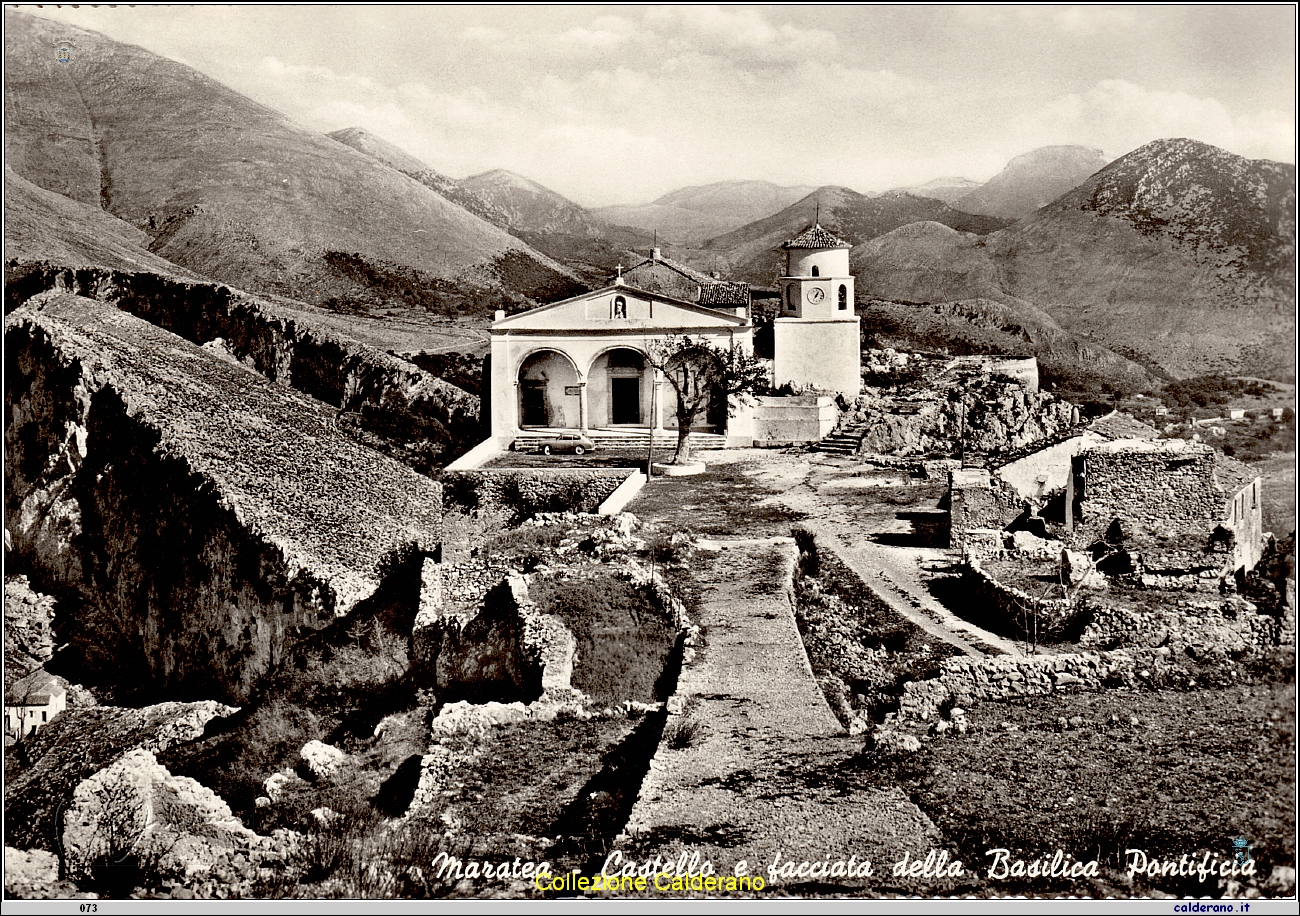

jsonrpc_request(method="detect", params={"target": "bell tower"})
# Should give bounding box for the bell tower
[773,224,861,394]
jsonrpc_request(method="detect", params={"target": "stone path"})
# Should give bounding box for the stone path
[810,526,1024,658]
[613,538,947,895]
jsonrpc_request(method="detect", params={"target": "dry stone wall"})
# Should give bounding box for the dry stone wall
[1075,445,1223,548]
[961,561,1086,639]
[1081,597,1295,654]
[895,649,1164,723]
[442,469,631,518]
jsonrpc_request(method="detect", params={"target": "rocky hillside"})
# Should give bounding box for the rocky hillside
[593,179,816,245]
[5,576,55,692]
[955,145,1110,219]
[4,11,581,314]
[855,139,1296,382]
[6,295,444,703]
[859,290,1154,394]
[849,369,1080,457]
[703,186,1011,286]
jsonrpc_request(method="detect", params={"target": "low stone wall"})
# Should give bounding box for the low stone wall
[961,561,1086,640]
[442,468,633,518]
[896,649,1163,723]
[1080,597,1295,654]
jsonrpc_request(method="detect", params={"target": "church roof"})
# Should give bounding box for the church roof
[492,283,749,330]
[621,254,751,307]
[782,224,851,250]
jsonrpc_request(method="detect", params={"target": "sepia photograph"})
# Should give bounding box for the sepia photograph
[3,3,1296,906]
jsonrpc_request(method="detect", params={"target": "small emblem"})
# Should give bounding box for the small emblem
[53,38,78,63]
[1232,836,1252,866]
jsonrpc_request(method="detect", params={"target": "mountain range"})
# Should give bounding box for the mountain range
[855,138,1296,382]
[3,10,581,317]
[4,9,1294,391]
[592,180,817,245]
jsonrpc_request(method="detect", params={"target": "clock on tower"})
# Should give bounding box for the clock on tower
[773,223,861,394]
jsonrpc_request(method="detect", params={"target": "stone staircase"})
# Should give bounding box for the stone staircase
[814,424,866,456]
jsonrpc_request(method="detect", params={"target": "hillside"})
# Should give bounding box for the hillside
[704,186,1011,286]
[327,127,510,227]
[955,145,1110,219]
[855,139,1297,381]
[4,11,582,317]
[896,177,981,206]
[4,167,201,279]
[455,168,649,278]
[592,180,815,245]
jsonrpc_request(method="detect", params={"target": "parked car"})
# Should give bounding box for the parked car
[537,433,596,456]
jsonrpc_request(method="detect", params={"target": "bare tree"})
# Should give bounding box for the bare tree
[643,335,768,465]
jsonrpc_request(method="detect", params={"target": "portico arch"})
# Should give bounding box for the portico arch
[588,346,650,427]
[517,348,581,429]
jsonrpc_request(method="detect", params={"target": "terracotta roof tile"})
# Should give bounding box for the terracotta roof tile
[782,223,851,250]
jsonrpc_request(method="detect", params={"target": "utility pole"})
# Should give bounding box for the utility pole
[646,370,656,481]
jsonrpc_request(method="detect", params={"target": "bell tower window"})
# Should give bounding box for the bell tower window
[811,265,819,277]
[838,284,848,311]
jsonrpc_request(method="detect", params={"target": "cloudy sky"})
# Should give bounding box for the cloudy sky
[24,4,1297,206]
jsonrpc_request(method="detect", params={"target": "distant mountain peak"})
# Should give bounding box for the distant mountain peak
[462,169,554,196]
[956,145,1111,219]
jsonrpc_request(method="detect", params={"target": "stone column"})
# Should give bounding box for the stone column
[578,380,589,434]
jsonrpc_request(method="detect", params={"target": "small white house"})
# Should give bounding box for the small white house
[5,669,66,740]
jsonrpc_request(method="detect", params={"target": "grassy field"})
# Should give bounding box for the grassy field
[1254,452,1297,537]
[863,680,1296,896]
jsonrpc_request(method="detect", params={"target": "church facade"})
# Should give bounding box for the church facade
[486,225,861,447]
[488,278,755,445]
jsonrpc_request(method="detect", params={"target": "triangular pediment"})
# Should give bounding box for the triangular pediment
[494,285,747,331]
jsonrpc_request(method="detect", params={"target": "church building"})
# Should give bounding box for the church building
[486,225,861,448]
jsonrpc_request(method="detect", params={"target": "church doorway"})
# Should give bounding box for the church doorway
[521,384,547,426]
[610,377,641,424]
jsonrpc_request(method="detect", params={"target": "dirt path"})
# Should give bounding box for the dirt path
[613,538,947,895]
[808,526,1023,657]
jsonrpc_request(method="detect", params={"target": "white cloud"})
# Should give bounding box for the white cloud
[1041,79,1296,162]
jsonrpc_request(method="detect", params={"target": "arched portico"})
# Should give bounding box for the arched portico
[588,346,654,428]
[516,348,581,430]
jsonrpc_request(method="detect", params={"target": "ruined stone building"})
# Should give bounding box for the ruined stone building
[947,411,1264,578]
[1068,439,1263,576]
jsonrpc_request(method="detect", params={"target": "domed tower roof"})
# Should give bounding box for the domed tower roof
[782,223,851,251]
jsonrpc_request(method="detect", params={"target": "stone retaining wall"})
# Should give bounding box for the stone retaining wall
[442,468,632,518]
[1080,597,1295,654]
[961,561,1085,640]
[896,649,1165,723]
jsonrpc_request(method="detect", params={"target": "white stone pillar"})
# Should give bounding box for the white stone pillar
[578,380,589,434]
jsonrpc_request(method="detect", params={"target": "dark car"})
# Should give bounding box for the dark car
[537,433,597,456]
